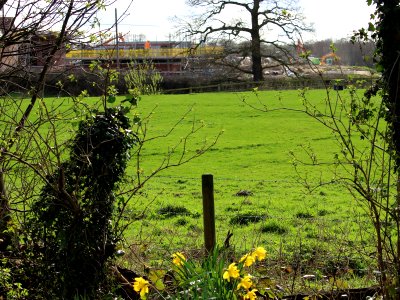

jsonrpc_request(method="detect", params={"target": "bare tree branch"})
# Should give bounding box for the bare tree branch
[180,0,312,81]
[0,0,126,236]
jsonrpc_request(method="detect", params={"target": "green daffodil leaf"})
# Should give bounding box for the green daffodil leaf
[148,269,166,291]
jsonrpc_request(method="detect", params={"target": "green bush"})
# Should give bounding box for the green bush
[0,258,28,299]
[125,59,163,95]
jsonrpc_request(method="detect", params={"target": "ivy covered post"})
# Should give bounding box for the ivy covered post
[360,1,400,296]
[29,106,136,298]
[371,1,400,290]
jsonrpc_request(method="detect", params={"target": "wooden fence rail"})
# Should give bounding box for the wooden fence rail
[163,77,376,94]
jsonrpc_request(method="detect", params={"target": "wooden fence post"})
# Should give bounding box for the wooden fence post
[202,174,216,253]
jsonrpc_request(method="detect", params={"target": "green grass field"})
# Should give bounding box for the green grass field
[120,89,375,283]
[2,89,377,289]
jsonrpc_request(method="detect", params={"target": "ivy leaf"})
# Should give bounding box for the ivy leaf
[376,63,384,73]
[120,106,130,114]
[133,115,141,124]
[122,95,138,106]
[148,269,166,291]
[368,22,375,32]
[129,96,138,106]
[107,95,116,103]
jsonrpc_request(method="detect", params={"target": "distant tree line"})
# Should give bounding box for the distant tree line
[304,39,376,68]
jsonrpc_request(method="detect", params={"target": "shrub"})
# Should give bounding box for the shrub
[125,59,163,95]
[0,258,28,299]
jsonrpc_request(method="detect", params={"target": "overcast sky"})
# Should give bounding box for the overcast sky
[99,0,374,42]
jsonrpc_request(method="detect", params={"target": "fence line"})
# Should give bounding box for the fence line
[162,79,318,94]
[162,77,376,94]
[141,174,341,185]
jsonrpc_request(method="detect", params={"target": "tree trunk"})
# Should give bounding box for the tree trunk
[251,0,263,82]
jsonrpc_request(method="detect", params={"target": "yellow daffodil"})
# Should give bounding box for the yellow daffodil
[251,246,267,261]
[172,252,186,266]
[240,253,255,267]
[223,262,240,282]
[237,274,253,290]
[244,289,258,300]
[133,277,149,299]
